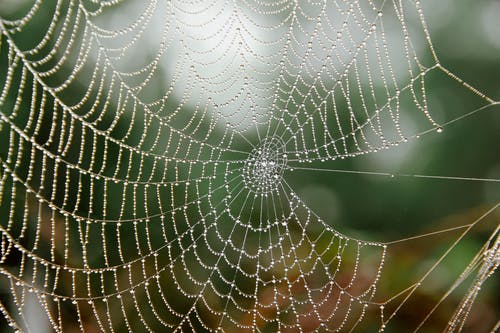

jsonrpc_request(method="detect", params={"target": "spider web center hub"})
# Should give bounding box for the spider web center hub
[243,137,287,195]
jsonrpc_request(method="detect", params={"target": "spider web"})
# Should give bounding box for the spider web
[0,0,498,332]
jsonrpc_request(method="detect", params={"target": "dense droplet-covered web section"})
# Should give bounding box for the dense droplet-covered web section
[243,137,287,195]
[0,0,498,332]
